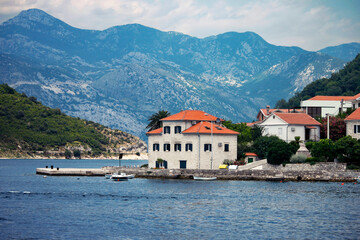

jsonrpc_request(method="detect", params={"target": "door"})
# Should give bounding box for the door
[180,160,187,169]
[248,158,253,163]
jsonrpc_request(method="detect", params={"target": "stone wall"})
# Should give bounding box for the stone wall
[103,162,359,182]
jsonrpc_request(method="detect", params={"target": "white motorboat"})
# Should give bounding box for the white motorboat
[193,176,217,181]
[111,173,135,181]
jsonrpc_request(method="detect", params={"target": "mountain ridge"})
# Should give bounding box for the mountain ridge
[1,9,359,139]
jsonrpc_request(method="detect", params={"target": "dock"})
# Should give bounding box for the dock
[36,167,107,176]
[36,164,360,182]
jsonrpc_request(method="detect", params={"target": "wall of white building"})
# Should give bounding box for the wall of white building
[259,115,320,142]
[346,120,360,139]
[148,121,237,169]
[301,100,353,117]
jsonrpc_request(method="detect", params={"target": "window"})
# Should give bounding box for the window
[164,143,170,151]
[204,144,212,152]
[278,128,282,136]
[175,143,181,151]
[164,126,170,134]
[307,107,321,118]
[153,143,159,151]
[224,143,229,152]
[175,126,182,134]
[354,125,360,134]
[186,143,193,152]
[180,160,187,169]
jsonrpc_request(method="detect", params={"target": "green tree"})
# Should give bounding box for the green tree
[335,136,360,164]
[253,136,282,159]
[73,149,81,159]
[310,139,336,162]
[64,149,72,159]
[267,140,294,165]
[146,110,171,131]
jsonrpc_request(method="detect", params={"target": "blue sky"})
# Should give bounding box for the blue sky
[0,0,359,51]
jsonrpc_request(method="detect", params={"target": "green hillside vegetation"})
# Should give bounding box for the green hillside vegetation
[0,84,145,158]
[276,53,360,109]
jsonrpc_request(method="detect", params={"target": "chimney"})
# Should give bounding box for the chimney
[266,105,270,115]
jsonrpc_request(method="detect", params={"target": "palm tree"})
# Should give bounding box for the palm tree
[146,110,171,131]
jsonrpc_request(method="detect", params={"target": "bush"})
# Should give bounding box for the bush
[267,140,294,165]
[73,149,81,159]
[223,159,235,165]
[290,154,307,163]
[64,149,72,159]
[310,139,336,162]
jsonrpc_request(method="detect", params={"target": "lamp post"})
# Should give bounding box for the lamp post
[326,114,330,139]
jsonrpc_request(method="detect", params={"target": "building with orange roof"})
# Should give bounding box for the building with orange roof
[258,112,321,142]
[256,105,304,121]
[300,93,360,118]
[344,108,360,139]
[146,110,239,169]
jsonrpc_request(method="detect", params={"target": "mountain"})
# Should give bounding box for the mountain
[0,84,146,159]
[319,43,360,62]
[0,9,359,138]
[275,53,360,109]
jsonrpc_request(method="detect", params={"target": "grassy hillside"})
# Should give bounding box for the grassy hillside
[276,53,360,108]
[0,84,146,158]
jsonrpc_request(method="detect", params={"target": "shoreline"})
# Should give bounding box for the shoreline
[36,163,360,182]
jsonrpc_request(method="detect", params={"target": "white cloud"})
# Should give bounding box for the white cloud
[0,0,359,51]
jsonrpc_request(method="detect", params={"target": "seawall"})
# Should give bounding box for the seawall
[36,163,359,182]
[102,163,359,182]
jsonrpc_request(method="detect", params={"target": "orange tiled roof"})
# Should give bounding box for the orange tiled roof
[345,108,360,121]
[161,110,222,121]
[146,128,162,135]
[274,113,321,125]
[245,152,258,157]
[308,95,357,101]
[246,121,262,126]
[182,122,239,135]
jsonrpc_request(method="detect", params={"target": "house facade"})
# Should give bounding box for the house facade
[300,93,360,118]
[258,112,321,142]
[146,110,239,169]
[345,108,360,139]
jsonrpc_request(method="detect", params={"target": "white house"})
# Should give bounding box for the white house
[146,110,239,169]
[345,108,360,139]
[300,93,360,118]
[258,112,321,142]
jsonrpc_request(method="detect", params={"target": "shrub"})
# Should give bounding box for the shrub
[267,140,294,165]
[73,149,81,159]
[64,149,72,159]
[223,159,234,165]
[310,139,336,162]
[290,154,307,163]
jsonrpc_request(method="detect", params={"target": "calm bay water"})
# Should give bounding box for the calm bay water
[0,159,359,240]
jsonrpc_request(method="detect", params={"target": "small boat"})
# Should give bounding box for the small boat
[110,173,135,181]
[357,176,360,183]
[105,174,112,179]
[193,176,217,181]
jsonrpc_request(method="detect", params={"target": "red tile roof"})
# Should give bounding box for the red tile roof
[345,108,360,121]
[161,110,222,121]
[146,128,162,135]
[246,121,262,126]
[308,95,357,101]
[274,113,321,125]
[182,122,239,135]
[245,152,258,157]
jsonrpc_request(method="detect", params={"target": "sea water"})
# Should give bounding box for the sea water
[0,159,359,239]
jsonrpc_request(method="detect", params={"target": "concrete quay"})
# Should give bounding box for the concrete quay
[36,163,359,182]
[36,167,107,176]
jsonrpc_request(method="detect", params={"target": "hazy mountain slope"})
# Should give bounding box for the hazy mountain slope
[319,43,360,62]
[0,8,358,138]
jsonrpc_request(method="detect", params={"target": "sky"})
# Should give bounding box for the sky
[0,0,359,51]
